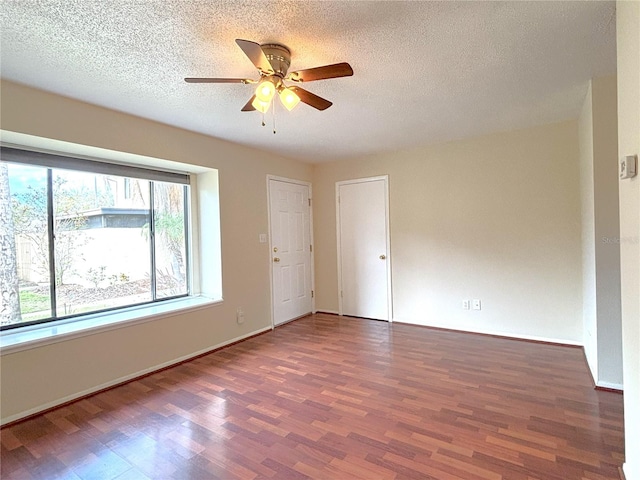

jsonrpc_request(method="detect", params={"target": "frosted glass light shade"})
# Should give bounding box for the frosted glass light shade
[255,80,276,103]
[252,97,271,113]
[279,88,300,111]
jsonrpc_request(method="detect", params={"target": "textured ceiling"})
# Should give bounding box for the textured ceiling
[0,1,616,163]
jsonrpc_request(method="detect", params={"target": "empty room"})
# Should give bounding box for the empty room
[0,1,638,479]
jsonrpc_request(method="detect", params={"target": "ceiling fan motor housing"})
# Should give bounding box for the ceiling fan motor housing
[261,43,291,78]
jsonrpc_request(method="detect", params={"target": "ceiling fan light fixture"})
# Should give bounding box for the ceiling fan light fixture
[255,79,276,103]
[185,39,354,118]
[251,96,271,113]
[279,87,300,111]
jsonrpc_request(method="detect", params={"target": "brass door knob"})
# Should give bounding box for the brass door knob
[379,254,386,260]
[273,257,280,263]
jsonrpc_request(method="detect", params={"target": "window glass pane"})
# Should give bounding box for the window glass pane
[2,163,52,326]
[52,170,152,317]
[154,182,188,298]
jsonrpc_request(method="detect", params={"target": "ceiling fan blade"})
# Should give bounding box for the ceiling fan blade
[289,86,333,111]
[241,95,256,112]
[235,39,274,74]
[184,77,253,83]
[287,62,353,82]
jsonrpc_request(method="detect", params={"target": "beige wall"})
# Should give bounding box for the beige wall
[592,76,623,387]
[579,76,623,388]
[0,80,312,422]
[580,82,598,376]
[616,2,640,479]
[313,120,583,342]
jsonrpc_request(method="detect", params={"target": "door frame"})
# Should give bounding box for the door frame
[335,175,393,321]
[266,175,316,330]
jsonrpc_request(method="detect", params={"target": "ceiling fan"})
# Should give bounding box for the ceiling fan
[185,39,353,113]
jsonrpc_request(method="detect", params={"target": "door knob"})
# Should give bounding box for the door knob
[379,254,386,260]
[273,257,280,263]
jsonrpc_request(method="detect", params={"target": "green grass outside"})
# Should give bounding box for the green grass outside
[19,290,51,314]
[18,287,142,321]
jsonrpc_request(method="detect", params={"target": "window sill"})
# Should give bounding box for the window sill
[0,296,222,356]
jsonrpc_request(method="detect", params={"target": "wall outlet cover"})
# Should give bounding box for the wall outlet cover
[473,299,481,310]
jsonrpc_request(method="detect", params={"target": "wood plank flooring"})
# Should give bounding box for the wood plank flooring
[1,313,624,479]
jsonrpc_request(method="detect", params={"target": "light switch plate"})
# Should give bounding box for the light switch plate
[620,155,637,179]
[259,234,267,243]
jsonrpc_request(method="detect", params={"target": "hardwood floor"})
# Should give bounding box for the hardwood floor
[1,313,624,479]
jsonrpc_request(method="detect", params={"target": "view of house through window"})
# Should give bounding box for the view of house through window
[0,157,190,329]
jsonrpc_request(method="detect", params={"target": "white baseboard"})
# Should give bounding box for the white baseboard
[392,318,582,347]
[315,309,340,315]
[596,381,624,391]
[0,326,272,426]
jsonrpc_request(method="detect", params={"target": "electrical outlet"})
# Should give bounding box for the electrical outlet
[258,234,267,243]
[236,307,245,324]
[473,299,481,310]
[462,300,471,310]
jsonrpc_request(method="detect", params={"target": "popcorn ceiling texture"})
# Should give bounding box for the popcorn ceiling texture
[0,1,616,163]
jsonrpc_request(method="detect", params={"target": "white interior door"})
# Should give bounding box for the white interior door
[269,179,312,326]
[337,176,391,321]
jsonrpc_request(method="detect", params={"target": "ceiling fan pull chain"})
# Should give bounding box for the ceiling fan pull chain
[261,110,266,127]
[272,97,277,134]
